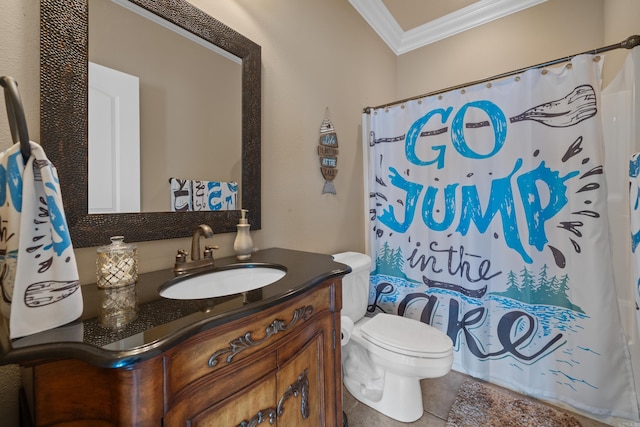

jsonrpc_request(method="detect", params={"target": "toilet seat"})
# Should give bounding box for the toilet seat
[360,313,452,358]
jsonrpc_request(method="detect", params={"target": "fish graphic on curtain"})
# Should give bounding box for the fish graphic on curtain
[366,55,639,421]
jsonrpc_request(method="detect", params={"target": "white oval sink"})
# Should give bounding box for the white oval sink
[159,264,287,300]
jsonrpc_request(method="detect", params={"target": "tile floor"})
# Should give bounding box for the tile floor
[342,369,613,427]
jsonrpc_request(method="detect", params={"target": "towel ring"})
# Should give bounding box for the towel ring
[0,76,32,163]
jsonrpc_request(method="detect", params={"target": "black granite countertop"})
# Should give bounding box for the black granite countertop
[0,248,350,369]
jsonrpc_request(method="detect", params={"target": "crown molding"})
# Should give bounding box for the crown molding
[349,0,548,55]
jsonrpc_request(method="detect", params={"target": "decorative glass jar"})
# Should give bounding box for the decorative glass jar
[96,236,138,328]
[96,236,138,289]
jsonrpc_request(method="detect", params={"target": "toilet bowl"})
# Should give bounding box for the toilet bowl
[333,252,454,423]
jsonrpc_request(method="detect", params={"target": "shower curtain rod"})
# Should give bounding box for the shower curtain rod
[363,34,640,114]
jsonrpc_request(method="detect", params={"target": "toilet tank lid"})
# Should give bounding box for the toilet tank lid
[332,252,371,271]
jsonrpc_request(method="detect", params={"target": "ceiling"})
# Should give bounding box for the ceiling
[349,0,548,55]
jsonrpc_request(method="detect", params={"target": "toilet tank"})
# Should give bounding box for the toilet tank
[332,252,371,322]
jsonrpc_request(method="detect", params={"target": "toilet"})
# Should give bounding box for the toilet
[333,252,454,423]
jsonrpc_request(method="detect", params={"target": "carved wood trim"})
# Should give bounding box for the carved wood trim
[236,369,310,427]
[208,306,314,367]
[236,408,277,427]
[277,369,310,419]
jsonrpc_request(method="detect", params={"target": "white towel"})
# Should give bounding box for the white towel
[0,141,82,339]
[169,177,238,211]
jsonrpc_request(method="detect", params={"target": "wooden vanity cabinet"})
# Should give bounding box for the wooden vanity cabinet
[30,278,343,427]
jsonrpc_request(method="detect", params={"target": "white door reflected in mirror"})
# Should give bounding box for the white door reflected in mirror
[88,62,141,214]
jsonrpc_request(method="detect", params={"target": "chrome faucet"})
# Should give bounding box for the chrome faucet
[174,224,218,274]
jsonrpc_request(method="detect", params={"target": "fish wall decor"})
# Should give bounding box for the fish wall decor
[318,117,339,194]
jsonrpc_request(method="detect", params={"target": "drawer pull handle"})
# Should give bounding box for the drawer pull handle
[209,305,313,367]
[236,369,310,426]
[277,369,310,419]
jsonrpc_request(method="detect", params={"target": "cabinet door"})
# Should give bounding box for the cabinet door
[275,316,331,426]
[189,374,277,427]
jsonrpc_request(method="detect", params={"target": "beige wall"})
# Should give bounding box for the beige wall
[397,0,605,100]
[0,0,639,424]
[70,0,397,280]
[189,0,397,260]
[603,0,640,84]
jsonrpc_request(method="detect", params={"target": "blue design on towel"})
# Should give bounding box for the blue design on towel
[208,181,222,210]
[0,151,25,212]
[45,192,71,256]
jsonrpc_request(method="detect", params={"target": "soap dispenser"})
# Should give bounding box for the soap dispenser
[234,209,253,260]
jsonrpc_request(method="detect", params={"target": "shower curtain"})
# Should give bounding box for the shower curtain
[365,53,640,421]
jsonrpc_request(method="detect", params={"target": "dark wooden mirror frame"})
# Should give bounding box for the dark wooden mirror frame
[40,0,261,248]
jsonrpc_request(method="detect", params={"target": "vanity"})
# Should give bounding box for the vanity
[1,248,349,426]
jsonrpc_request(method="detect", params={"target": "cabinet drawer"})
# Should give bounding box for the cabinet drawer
[165,281,334,399]
[164,355,277,427]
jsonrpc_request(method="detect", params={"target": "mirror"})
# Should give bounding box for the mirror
[40,0,261,248]
[88,0,242,214]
